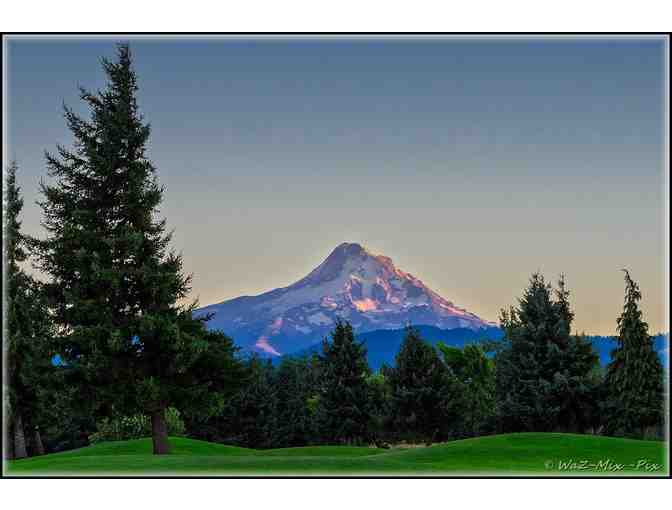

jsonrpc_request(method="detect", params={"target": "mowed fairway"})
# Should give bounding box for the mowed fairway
[6,433,667,476]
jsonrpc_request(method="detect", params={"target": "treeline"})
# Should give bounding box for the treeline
[185,272,665,449]
[4,44,666,459]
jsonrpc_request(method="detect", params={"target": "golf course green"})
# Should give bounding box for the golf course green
[6,433,667,476]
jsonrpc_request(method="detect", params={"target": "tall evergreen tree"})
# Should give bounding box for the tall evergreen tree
[437,343,495,437]
[388,326,458,443]
[316,321,372,445]
[552,275,602,432]
[365,371,392,446]
[603,270,664,437]
[495,273,599,433]
[210,357,278,449]
[32,44,243,454]
[274,355,319,447]
[4,161,55,459]
[553,274,573,347]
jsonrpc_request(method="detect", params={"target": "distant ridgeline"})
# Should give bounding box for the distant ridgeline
[588,334,669,369]
[274,326,669,371]
[277,325,502,370]
[50,327,668,371]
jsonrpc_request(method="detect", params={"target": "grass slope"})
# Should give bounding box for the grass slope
[6,433,667,476]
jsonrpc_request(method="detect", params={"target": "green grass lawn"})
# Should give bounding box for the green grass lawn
[5,433,668,476]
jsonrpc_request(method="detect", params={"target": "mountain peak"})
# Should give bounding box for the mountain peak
[304,242,372,286]
[198,243,494,356]
[329,242,368,259]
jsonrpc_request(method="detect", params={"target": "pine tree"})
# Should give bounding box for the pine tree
[388,326,458,443]
[437,343,495,437]
[552,274,602,432]
[213,357,278,448]
[553,274,573,347]
[4,161,55,459]
[495,273,599,432]
[32,44,243,454]
[365,371,392,446]
[274,355,319,447]
[604,270,664,437]
[316,321,372,445]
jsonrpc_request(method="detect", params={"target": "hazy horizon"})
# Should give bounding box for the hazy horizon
[5,36,668,335]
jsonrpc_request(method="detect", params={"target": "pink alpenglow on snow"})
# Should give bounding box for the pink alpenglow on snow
[352,298,379,312]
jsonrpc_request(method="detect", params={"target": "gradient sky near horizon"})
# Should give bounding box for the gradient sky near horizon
[5,36,668,335]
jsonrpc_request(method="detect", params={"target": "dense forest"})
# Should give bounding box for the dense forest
[4,45,666,458]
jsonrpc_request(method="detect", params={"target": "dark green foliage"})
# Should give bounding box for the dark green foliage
[603,270,664,438]
[274,356,320,447]
[495,273,600,433]
[4,161,58,458]
[5,161,25,272]
[39,392,97,454]
[31,44,244,453]
[365,371,392,446]
[316,321,372,445]
[553,334,604,433]
[438,343,495,436]
[387,326,459,443]
[168,326,246,424]
[211,357,278,449]
[186,355,320,449]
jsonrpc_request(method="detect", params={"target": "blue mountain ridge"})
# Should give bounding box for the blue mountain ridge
[272,326,669,372]
[274,325,502,370]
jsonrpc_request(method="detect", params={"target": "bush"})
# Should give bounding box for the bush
[88,408,185,444]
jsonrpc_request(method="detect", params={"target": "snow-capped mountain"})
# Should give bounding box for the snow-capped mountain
[197,242,495,356]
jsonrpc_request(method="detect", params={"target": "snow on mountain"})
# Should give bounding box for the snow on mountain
[196,242,495,356]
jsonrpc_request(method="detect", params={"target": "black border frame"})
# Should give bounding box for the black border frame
[0,31,670,480]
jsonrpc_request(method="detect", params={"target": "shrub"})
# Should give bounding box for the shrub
[88,408,185,444]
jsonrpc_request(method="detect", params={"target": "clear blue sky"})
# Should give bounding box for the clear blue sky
[5,36,668,334]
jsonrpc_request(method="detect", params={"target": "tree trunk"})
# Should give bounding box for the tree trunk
[33,427,45,456]
[13,414,28,459]
[151,406,171,455]
[6,423,15,460]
